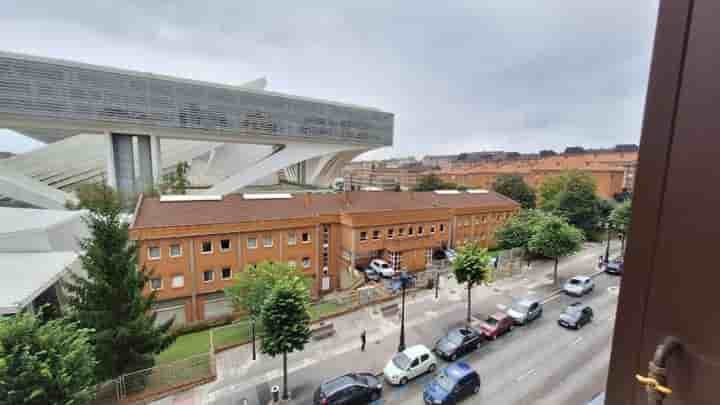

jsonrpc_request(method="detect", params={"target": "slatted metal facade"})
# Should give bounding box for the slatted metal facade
[0,52,393,146]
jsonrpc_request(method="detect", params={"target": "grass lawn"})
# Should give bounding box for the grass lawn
[156,329,210,365]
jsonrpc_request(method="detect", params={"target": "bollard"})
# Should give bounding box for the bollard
[271,385,280,403]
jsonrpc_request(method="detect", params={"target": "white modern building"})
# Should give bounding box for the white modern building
[0,51,394,208]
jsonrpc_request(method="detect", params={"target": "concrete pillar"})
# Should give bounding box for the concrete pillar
[150,135,162,184]
[105,132,118,188]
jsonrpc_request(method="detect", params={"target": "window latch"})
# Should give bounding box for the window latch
[636,336,681,404]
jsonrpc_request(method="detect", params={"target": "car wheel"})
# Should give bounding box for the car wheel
[428,363,437,373]
[400,377,408,385]
[370,391,380,401]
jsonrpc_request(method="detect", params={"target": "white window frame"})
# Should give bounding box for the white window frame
[221,267,232,280]
[398,228,405,237]
[169,244,182,258]
[301,232,311,243]
[372,230,380,240]
[200,240,213,254]
[147,246,161,260]
[426,248,433,265]
[150,277,163,291]
[247,237,258,249]
[408,226,414,236]
[418,226,424,235]
[287,232,297,246]
[288,260,297,269]
[220,239,231,252]
[263,235,274,248]
[202,270,214,283]
[430,225,436,234]
[387,228,394,239]
[302,257,311,269]
[440,223,446,232]
[171,274,184,288]
[360,231,368,241]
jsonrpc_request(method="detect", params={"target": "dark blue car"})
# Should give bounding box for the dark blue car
[423,362,481,404]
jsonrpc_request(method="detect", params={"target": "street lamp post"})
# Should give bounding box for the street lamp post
[604,221,612,264]
[397,272,410,353]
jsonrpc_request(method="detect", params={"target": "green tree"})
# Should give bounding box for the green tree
[539,170,602,235]
[65,183,122,211]
[259,275,312,400]
[0,311,97,405]
[495,209,549,267]
[64,188,174,380]
[413,173,457,191]
[224,261,299,359]
[492,174,536,209]
[160,161,190,194]
[453,242,493,325]
[528,215,585,285]
[610,200,632,253]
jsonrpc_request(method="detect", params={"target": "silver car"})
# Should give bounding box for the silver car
[563,276,594,296]
[506,298,543,325]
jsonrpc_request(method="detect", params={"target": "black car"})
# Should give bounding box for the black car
[605,260,623,275]
[558,302,594,330]
[433,327,485,361]
[313,373,383,405]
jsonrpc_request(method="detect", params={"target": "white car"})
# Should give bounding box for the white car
[370,259,395,278]
[563,276,595,297]
[383,344,437,385]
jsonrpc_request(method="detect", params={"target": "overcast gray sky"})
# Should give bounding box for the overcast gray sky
[0,1,658,159]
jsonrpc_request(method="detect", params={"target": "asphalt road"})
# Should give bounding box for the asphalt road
[207,260,619,405]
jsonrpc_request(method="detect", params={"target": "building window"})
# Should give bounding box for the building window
[430,225,436,234]
[148,246,161,260]
[482,215,487,224]
[221,267,232,280]
[360,231,368,241]
[418,226,424,235]
[372,230,380,240]
[171,275,184,288]
[247,237,257,249]
[390,251,402,270]
[287,232,297,245]
[408,227,414,236]
[169,244,182,257]
[387,228,394,239]
[203,270,214,283]
[398,228,405,237]
[440,223,445,232]
[474,217,480,225]
[220,239,231,251]
[201,240,213,254]
[302,232,311,243]
[426,248,433,265]
[288,260,297,269]
[263,235,273,248]
[302,257,311,268]
[150,277,162,291]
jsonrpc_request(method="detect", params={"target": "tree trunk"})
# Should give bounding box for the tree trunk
[554,258,559,285]
[467,283,472,325]
[282,351,288,400]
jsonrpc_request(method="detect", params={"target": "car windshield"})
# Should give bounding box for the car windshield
[435,371,455,392]
[569,279,582,285]
[380,263,390,268]
[446,330,464,345]
[392,353,412,370]
[485,317,499,325]
[511,302,530,312]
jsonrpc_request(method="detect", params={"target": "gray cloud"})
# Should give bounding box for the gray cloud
[0,1,658,158]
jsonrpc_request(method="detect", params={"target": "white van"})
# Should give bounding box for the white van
[383,345,437,385]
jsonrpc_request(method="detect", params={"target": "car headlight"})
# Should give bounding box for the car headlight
[433,400,442,404]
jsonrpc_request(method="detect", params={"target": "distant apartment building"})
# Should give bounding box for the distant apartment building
[129,191,519,324]
[439,148,638,199]
[342,163,429,191]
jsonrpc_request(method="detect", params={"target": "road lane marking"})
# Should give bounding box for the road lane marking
[515,368,537,381]
[571,337,583,346]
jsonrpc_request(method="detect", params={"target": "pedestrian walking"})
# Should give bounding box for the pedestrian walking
[360,329,366,352]
[598,255,604,269]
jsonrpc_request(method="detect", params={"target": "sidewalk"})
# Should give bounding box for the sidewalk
[155,242,618,405]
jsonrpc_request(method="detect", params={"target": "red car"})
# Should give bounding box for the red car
[480,312,514,339]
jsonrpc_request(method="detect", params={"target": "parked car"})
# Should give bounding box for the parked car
[313,373,383,405]
[444,249,457,263]
[587,392,606,405]
[558,302,594,330]
[605,259,623,275]
[363,267,381,282]
[433,327,486,361]
[479,312,514,339]
[423,361,481,405]
[383,344,437,385]
[370,259,394,277]
[563,276,595,296]
[506,298,543,325]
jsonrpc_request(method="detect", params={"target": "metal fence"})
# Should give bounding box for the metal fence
[91,352,215,404]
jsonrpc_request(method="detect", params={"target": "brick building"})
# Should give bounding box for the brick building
[129,191,519,324]
[439,150,638,199]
